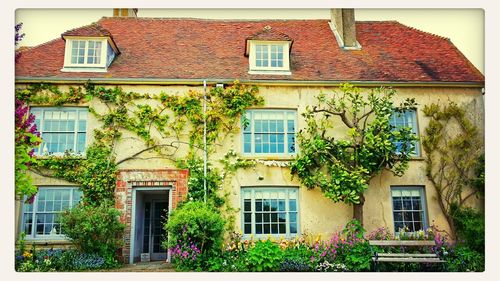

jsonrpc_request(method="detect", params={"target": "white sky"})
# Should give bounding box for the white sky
[15,8,484,74]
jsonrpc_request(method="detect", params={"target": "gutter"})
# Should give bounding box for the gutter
[15,77,485,88]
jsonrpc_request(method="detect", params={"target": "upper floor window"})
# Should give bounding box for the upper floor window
[21,186,83,239]
[248,41,291,74]
[391,186,428,234]
[242,187,299,237]
[390,109,420,156]
[62,38,117,71]
[31,107,88,156]
[242,110,296,156]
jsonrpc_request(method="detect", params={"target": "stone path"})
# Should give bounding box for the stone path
[105,261,176,272]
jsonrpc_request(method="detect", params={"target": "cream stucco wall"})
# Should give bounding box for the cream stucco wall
[16,82,484,242]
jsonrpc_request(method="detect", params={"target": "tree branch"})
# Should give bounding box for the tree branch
[313,108,354,128]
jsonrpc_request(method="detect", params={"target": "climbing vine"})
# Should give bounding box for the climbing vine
[421,101,484,239]
[16,81,263,209]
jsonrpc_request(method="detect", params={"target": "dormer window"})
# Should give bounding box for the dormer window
[62,38,116,72]
[70,40,103,65]
[248,41,291,74]
[246,26,293,75]
[60,23,119,73]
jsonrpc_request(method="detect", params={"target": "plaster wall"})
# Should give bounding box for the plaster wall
[18,83,484,242]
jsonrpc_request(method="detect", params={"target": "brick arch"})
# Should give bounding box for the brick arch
[115,169,189,262]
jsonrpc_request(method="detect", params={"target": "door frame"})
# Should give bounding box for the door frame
[130,187,172,264]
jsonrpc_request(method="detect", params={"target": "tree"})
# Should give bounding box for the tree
[290,83,417,224]
[421,101,484,239]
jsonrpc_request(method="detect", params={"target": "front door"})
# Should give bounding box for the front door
[143,201,168,260]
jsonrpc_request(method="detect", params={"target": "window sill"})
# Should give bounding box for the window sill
[21,238,72,245]
[242,155,295,161]
[409,156,424,161]
[61,66,108,73]
[35,154,86,160]
[248,70,292,75]
[242,234,298,240]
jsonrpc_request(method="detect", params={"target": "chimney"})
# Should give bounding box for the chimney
[113,8,138,17]
[330,8,360,50]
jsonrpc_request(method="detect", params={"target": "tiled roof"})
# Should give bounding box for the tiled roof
[15,17,484,83]
[246,26,293,41]
[61,22,112,38]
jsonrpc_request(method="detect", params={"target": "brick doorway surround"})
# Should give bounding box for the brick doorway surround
[115,169,189,263]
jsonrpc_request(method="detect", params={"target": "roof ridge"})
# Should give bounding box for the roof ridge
[100,16,328,22]
[392,21,450,41]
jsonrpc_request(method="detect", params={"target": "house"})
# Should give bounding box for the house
[15,8,484,264]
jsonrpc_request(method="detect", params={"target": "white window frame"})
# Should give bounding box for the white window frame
[31,107,88,156]
[241,187,299,239]
[248,41,291,74]
[62,37,109,71]
[390,186,428,235]
[20,186,83,240]
[390,108,420,156]
[242,109,297,157]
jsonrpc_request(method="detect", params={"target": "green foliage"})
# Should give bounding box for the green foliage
[15,248,111,272]
[246,240,284,272]
[176,154,224,207]
[341,241,372,271]
[164,201,225,260]
[291,83,417,206]
[59,203,125,267]
[15,99,42,198]
[451,206,484,253]
[31,140,117,205]
[445,245,484,272]
[422,101,484,239]
[17,81,261,209]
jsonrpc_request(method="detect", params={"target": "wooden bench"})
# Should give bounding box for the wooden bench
[369,240,445,271]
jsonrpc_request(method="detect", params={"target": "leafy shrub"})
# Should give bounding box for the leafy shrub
[451,206,484,253]
[246,240,283,272]
[446,245,484,272]
[163,201,225,271]
[59,203,125,267]
[341,241,372,271]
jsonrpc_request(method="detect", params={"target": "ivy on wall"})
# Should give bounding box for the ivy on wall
[421,101,484,239]
[16,81,263,209]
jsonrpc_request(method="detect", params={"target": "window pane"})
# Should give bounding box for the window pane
[244,199,251,211]
[242,188,298,237]
[271,224,278,233]
[244,224,252,234]
[244,110,296,155]
[392,187,425,233]
[256,224,262,234]
[32,108,88,155]
[244,213,251,223]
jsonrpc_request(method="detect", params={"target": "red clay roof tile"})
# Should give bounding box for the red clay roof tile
[15,17,484,83]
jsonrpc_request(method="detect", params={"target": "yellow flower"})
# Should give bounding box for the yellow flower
[22,251,33,259]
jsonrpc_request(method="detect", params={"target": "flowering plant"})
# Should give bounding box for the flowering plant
[15,98,41,198]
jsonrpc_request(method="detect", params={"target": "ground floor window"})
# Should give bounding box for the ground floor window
[391,186,427,233]
[21,187,83,238]
[241,187,298,237]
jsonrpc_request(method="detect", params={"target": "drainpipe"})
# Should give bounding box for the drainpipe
[203,80,207,204]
